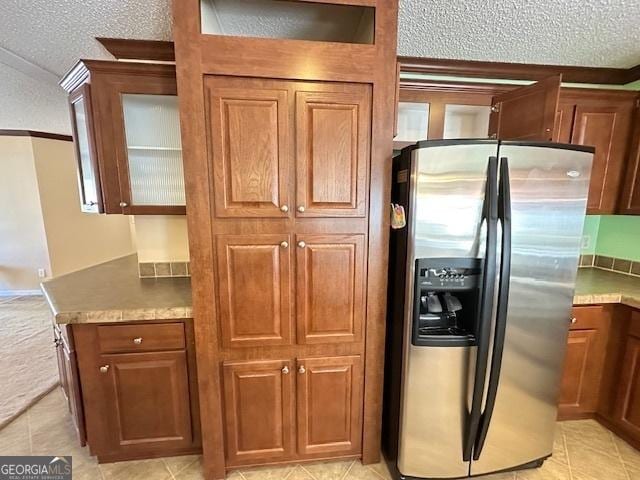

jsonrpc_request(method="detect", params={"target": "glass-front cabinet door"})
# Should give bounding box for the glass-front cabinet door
[69,84,103,213]
[120,94,185,213]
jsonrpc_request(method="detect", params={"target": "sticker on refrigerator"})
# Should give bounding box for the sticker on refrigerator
[390,203,406,229]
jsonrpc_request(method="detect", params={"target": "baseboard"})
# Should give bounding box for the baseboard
[0,289,43,297]
[557,411,596,421]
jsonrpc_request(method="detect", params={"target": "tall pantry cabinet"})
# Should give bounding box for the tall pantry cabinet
[171,1,399,479]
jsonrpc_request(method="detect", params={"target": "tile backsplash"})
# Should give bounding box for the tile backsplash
[138,261,190,278]
[579,254,640,277]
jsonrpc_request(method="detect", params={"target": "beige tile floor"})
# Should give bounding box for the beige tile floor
[2,387,640,480]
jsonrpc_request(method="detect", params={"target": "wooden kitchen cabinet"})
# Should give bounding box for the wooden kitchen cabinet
[615,334,640,439]
[205,76,371,219]
[221,356,362,466]
[222,359,295,466]
[558,306,610,419]
[618,107,640,214]
[297,356,363,457]
[73,320,200,462]
[296,234,365,344]
[53,324,86,446]
[61,60,185,215]
[216,234,293,347]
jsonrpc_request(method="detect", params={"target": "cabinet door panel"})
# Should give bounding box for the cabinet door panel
[217,235,292,347]
[223,360,294,465]
[206,77,289,217]
[489,75,561,141]
[616,336,640,436]
[558,330,597,409]
[297,356,362,456]
[572,105,632,214]
[103,351,193,451]
[296,234,365,344]
[296,86,371,217]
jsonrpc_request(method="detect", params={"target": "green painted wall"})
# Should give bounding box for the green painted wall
[582,215,640,261]
[581,215,601,254]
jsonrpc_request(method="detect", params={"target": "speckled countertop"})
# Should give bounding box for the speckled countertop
[574,268,640,308]
[40,257,640,325]
[41,255,192,324]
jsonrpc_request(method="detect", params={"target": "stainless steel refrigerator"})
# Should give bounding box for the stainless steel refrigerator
[382,139,594,479]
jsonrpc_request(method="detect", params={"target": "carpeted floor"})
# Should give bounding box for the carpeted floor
[0,295,58,428]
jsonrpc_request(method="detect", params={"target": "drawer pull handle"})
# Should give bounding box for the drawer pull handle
[282,366,290,374]
[570,318,577,324]
[133,337,143,344]
[298,365,306,374]
[99,365,109,373]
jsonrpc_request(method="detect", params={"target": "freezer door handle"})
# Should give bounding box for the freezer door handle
[473,156,512,460]
[463,156,499,462]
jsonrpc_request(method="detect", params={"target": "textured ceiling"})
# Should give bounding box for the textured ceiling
[0,0,639,133]
[398,0,640,68]
[0,0,172,77]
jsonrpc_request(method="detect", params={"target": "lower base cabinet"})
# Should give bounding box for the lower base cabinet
[613,325,640,440]
[558,306,609,419]
[73,320,201,462]
[222,355,363,467]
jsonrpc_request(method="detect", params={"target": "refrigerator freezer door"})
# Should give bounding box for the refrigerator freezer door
[397,142,497,478]
[470,144,592,475]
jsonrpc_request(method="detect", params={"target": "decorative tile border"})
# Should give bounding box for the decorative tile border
[138,262,190,278]
[580,254,640,277]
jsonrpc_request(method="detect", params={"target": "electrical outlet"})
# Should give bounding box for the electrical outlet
[581,235,591,250]
[37,268,46,278]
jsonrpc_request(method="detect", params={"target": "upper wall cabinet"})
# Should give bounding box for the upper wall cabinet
[61,60,185,215]
[205,76,371,219]
[397,81,639,214]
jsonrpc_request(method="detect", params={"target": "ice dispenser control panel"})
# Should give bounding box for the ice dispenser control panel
[418,260,481,291]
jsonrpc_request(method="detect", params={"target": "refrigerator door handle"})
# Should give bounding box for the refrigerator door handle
[473,156,512,460]
[463,156,499,462]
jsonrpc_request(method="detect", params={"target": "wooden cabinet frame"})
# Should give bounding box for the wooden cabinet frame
[172,1,399,477]
[62,60,184,215]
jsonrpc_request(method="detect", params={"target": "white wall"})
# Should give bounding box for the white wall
[133,215,190,263]
[32,137,135,278]
[0,137,51,293]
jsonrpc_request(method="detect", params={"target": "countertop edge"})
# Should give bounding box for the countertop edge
[53,306,194,325]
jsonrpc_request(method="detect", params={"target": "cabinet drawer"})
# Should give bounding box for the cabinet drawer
[97,323,185,354]
[571,306,604,330]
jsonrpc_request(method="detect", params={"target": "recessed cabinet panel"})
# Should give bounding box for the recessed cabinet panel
[617,336,640,435]
[296,234,365,344]
[443,105,490,139]
[103,351,193,451]
[558,330,595,408]
[122,94,185,206]
[297,356,362,456]
[217,235,292,347]
[296,87,370,217]
[572,106,627,213]
[396,102,429,142]
[206,77,289,217]
[223,360,294,465]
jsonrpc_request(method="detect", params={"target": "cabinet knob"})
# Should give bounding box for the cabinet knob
[298,365,306,374]
[99,365,110,373]
[280,205,289,213]
[297,241,306,249]
[119,201,128,208]
[133,337,143,344]
[297,205,305,213]
[570,317,577,324]
[280,241,289,249]
[282,366,290,374]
